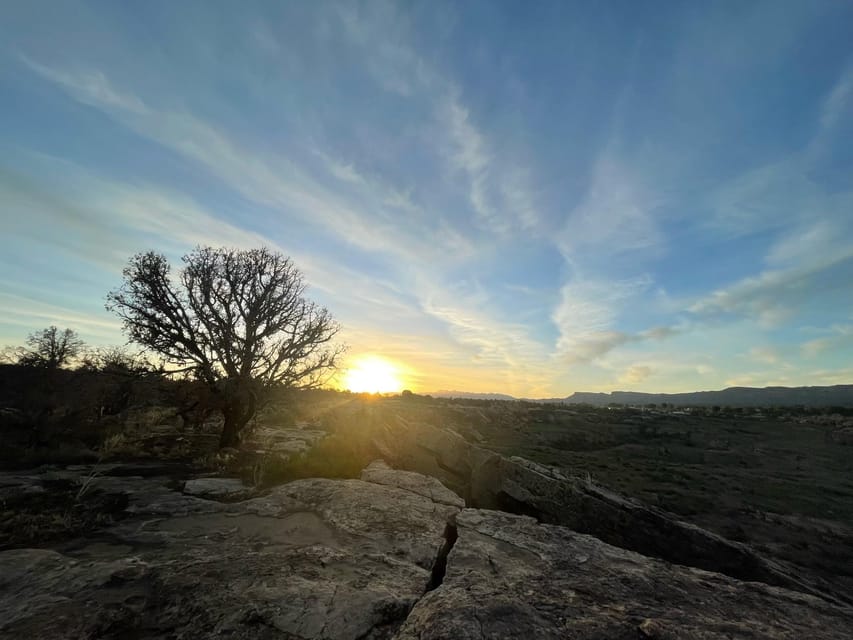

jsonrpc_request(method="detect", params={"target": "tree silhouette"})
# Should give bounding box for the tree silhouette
[17,326,85,369]
[107,246,344,447]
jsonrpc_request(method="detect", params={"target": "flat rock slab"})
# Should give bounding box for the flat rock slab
[394,509,853,640]
[362,460,465,508]
[246,426,329,455]
[0,469,461,640]
[182,477,256,501]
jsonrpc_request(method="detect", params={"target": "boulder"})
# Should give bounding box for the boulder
[394,509,853,639]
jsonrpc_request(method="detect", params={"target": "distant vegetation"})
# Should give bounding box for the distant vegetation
[3,325,86,369]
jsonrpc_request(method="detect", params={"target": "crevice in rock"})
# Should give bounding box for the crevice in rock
[426,519,459,591]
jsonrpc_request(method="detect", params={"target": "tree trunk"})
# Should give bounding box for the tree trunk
[219,410,245,449]
[218,386,257,449]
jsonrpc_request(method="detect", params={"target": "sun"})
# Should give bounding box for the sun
[343,356,403,394]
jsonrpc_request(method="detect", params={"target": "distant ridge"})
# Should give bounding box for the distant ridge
[429,390,517,401]
[424,385,853,406]
[560,385,853,407]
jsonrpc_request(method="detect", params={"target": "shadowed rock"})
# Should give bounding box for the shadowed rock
[0,466,461,640]
[367,414,848,604]
[394,509,853,639]
[182,477,258,502]
[3,461,852,638]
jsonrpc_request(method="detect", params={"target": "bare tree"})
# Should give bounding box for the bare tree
[80,346,155,376]
[106,246,344,447]
[16,326,86,369]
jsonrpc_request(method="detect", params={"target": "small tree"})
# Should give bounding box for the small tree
[16,326,86,369]
[107,246,344,447]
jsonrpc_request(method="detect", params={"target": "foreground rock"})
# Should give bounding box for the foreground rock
[361,460,465,508]
[396,509,853,639]
[367,413,848,604]
[0,465,460,639]
[182,477,257,501]
[3,462,853,639]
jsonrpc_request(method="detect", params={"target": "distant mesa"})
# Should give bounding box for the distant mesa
[429,385,853,407]
[560,384,853,407]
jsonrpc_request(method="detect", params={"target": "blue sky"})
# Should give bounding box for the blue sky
[1,0,852,396]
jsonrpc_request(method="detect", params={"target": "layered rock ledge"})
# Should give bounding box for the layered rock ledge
[2,462,852,639]
[366,413,849,604]
[397,509,853,639]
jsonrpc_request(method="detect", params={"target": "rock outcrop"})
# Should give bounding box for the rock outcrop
[0,466,460,639]
[2,463,853,638]
[396,509,853,639]
[182,477,258,501]
[365,413,848,604]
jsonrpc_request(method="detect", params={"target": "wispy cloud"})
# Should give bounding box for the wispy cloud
[558,152,664,262]
[551,275,664,363]
[748,346,781,365]
[618,364,653,385]
[20,55,449,266]
[801,324,853,359]
[0,292,122,343]
[0,154,430,344]
[818,61,853,133]
[441,94,496,227]
[706,158,813,237]
[334,0,432,97]
[19,55,147,114]
[688,238,853,328]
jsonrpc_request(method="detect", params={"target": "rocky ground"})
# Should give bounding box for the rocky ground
[1,460,459,639]
[3,404,853,639]
[2,454,853,638]
[372,396,853,598]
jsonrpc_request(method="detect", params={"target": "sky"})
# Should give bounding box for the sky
[1,0,852,397]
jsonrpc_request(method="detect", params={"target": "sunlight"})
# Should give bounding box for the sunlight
[343,355,404,393]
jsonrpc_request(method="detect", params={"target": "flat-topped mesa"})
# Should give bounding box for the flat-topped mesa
[366,414,848,605]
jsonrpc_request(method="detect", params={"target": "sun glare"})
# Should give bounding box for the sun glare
[343,356,403,394]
